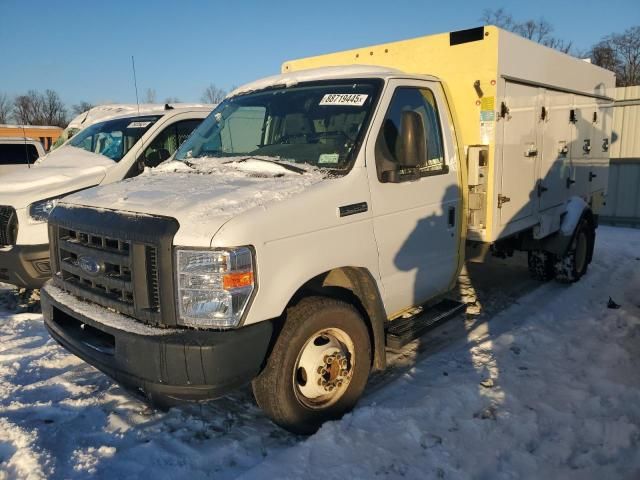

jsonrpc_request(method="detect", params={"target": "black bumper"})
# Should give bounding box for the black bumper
[0,244,51,289]
[41,285,273,405]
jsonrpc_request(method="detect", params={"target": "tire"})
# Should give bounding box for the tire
[555,219,593,283]
[252,296,371,435]
[527,250,556,281]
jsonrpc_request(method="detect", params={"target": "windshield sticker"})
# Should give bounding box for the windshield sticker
[127,121,152,128]
[319,94,368,107]
[318,153,340,164]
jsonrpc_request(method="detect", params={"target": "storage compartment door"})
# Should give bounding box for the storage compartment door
[538,90,573,212]
[499,82,539,226]
[589,101,611,195]
[570,97,597,200]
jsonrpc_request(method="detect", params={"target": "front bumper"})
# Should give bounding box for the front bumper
[41,283,273,405]
[0,244,51,289]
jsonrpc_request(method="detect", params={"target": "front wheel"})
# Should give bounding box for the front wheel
[252,296,371,434]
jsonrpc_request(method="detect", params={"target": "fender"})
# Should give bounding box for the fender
[528,197,595,257]
[287,267,388,371]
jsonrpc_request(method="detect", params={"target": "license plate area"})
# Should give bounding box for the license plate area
[52,307,115,356]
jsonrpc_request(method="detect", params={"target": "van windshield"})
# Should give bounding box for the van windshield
[175,80,381,173]
[67,115,161,161]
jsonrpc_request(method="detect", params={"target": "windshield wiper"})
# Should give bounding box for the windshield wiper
[230,156,306,175]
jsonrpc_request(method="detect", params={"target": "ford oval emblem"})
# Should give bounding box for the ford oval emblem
[78,255,103,276]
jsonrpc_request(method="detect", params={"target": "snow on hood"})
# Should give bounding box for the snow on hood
[61,157,326,245]
[0,146,114,208]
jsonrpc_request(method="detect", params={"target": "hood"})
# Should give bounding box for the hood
[0,146,113,208]
[61,158,326,246]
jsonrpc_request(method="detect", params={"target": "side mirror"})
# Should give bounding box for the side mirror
[379,111,427,183]
[142,149,171,170]
[396,110,427,168]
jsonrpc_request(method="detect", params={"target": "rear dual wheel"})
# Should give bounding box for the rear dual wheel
[252,296,371,435]
[527,219,593,283]
[555,219,592,283]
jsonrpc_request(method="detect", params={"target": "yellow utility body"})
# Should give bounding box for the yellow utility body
[283,26,616,243]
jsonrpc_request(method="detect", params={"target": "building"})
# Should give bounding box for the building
[0,125,63,151]
[602,86,640,227]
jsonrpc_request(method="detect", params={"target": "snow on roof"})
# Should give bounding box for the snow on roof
[67,103,215,129]
[228,65,408,97]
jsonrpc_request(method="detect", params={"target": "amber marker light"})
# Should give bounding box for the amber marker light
[223,271,254,290]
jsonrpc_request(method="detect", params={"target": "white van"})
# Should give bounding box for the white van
[50,104,208,150]
[0,104,213,288]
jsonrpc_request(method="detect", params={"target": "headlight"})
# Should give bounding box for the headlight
[176,247,255,328]
[28,197,60,223]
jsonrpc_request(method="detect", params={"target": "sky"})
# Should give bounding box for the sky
[1,0,638,109]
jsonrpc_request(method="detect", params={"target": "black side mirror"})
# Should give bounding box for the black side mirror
[380,111,427,183]
[142,149,171,170]
[396,110,427,168]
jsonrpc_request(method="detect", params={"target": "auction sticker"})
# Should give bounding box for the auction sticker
[319,93,368,106]
[127,121,152,128]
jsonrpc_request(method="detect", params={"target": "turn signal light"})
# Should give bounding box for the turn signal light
[223,271,254,290]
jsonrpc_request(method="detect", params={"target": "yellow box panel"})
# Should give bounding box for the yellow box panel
[283,27,500,151]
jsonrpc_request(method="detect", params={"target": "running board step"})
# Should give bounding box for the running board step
[385,299,467,349]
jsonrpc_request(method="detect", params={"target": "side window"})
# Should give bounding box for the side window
[176,119,202,146]
[376,87,446,181]
[0,144,39,165]
[142,119,203,168]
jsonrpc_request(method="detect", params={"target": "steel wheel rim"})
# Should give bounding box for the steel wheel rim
[293,327,355,409]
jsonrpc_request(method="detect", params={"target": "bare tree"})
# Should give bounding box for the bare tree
[42,90,67,126]
[13,90,67,127]
[164,96,181,104]
[71,101,94,116]
[0,93,12,124]
[144,88,157,103]
[590,26,640,86]
[480,9,573,54]
[480,8,514,30]
[613,26,640,86]
[201,83,226,104]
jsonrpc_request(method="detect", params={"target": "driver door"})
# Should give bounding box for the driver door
[366,79,461,316]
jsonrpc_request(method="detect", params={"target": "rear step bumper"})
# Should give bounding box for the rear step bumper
[385,299,467,349]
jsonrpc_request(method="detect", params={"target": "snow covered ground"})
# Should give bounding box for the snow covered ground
[1,225,639,479]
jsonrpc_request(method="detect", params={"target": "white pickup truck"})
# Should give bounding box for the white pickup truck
[41,27,614,433]
[0,104,212,288]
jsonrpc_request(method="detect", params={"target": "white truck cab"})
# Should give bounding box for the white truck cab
[0,104,213,288]
[0,137,46,175]
[41,27,615,434]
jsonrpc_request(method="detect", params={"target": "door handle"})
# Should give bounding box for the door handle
[566,177,576,188]
[448,206,456,228]
[589,172,597,182]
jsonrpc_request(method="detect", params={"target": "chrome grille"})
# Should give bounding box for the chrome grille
[48,205,179,326]
[58,227,135,308]
[54,225,161,323]
[0,206,17,246]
